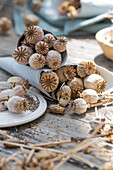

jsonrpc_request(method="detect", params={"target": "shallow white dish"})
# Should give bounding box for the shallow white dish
[0,90,47,128]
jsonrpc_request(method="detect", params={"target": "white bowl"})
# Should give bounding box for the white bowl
[95,27,113,61]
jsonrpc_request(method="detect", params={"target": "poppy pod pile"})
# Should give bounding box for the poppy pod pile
[13,26,67,70]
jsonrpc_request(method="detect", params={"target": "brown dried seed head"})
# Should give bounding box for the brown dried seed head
[48,59,61,70]
[24,26,38,40]
[84,61,96,75]
[57,37,68,44]
[71,87,84,99]
[21,39,34,49]
[48,104,65,114]
[77,61,87,78]
[40,71,59,92]
[35,41,49,55]
[44,34,55,48]
[29,53,47,69]
[64,65,76,80]
[96,80,107,93]
[13,46,28,63]
[58,1,70,14]
[61,91,71,100]
[20,98,29,111]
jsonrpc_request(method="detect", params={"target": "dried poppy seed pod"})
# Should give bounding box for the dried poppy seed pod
[0,17,12,33]
[64,65,76,80]
[23,13,39,27]
[32,0,42,11]
[55,66,67,83]
[48,104,65,114]
[21,39,34,49]
[59,97,70,107]
[77,61,96,78]
[82,89,98,104]
[0,81,10,92]
[44,33,56,48]
[7,77,24,86]
[60,85,71,100]
[58,1,70,14]
[84,74,107,93]
[14,0,25,6]
[69,98,88,114]
[0,89,13,100]
[6,96,29,113]
[71,87,83,99]
[46,50,61,70]
[35,41,49,55]
[67,77,83,90]
[13,46,33,65]
[0,101,7,111]
[24,26,44,44]
[54,37,67,52]
[29,53,47,69]
[67,6,78,19]
[40,71,59,93]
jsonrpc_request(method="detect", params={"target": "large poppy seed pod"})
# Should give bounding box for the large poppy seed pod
[0,81,10,92]
[13,46,33,65]
[67,77,83,90]
[84,74,107,93]
[60,85,71,100]
[44,33,56,48]
[23,13,39,27]
[77,61,96,78]
[29,53,47,69]
[46,50,61,70]
[35,41,49,55]
[40,71,59,93]
[6,96,29,113]
[82,89,98,104]
[24,26,44,44]
[54,37,67,52]
[32,0,42,11]
[64,65,76,80]
[69,98,88,114]
[0,17,12,33]
[7,77,24,86]
[55,66,67,83]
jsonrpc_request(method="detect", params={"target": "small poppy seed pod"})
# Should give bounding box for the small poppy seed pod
[0,81,10,92]
[29,53,47,69]
[35,41,49,55]
[58,1,70,14]
[32,0,42,11]
[77,61,96,78]
[14,0,25,6]
[24,26,44,44]
[0,102,7,111]
[44,33,56,48]
[64,65,76,80]
[46,50,61,70]
[60,85,71,100]
[23,13,39,27]
[54,37,67,52]
[69,98,88,114]
[0,89,13,100]
[82,89,98,104]
[7,77,24,86]
[84,74,106,93]
[59,97,70,107]
[48,104,65,114]
[21,39,34,49]
[6,96,29,113]
[40,71,59,93]
[55,66,67,83]
[0,17,12,33]
[67,77,83,90]
[13,46,33,65]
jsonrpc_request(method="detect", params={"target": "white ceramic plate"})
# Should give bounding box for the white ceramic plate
[0,90,47,128]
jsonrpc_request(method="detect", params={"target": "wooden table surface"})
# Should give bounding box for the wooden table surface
[0,2,113,170]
